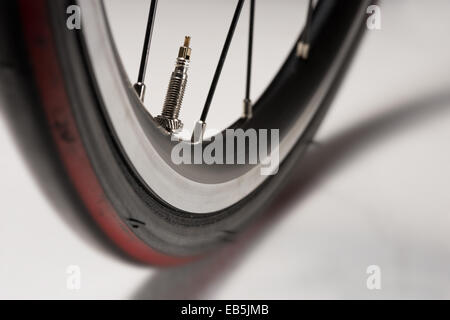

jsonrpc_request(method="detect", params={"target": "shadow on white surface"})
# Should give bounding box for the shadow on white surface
[131,88,450,299]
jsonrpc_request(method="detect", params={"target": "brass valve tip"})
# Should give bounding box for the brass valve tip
[184,36,191,47]
[179,36,192,60]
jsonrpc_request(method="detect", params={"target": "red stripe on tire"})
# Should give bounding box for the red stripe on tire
[18,0,191,266]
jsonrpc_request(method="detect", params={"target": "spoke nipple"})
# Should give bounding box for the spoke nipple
[242,98,253,119]
[133,82,146,101]
[296,41,310,60]
[191,120,206,144]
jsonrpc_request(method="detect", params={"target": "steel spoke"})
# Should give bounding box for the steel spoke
[200,0,245,123]
[134,0,158,101]
[243,0,255,118]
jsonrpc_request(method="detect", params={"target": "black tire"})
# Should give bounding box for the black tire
[2,0,373,264]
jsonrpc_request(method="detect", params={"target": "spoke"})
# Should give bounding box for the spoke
[304,0,314,44]
[243,0,255,118]
[200,0,245,123]
[297,0,314,59]
[134,0,158,101]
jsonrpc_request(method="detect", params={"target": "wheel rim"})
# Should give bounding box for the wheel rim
[75,0,369,213]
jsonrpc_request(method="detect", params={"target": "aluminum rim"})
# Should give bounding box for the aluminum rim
[78,0,361,213]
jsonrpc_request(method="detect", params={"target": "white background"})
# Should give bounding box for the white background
[1,0,450,299]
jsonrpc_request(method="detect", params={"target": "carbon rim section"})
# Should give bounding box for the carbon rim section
[76,0,371,213]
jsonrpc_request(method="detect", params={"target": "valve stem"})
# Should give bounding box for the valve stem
[155,36,192,132]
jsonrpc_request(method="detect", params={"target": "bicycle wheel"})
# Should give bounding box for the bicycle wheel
[3,0,373,265]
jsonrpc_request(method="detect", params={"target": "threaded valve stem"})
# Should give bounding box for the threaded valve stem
[155,36,192,132]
